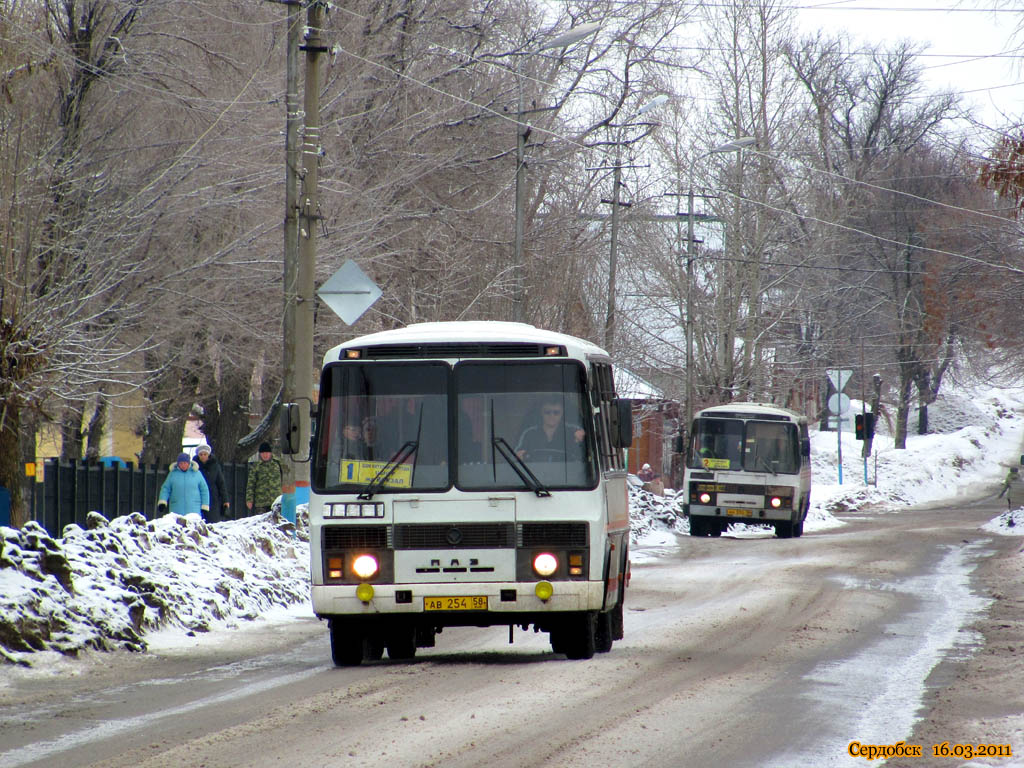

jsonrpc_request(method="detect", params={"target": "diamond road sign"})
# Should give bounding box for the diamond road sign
[318,260,381,325]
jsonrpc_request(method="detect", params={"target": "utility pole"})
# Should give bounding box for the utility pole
[294,0,324,500]
[513,113,528,322]
[280,0,301,523]
[603,158,622,355]
[280,0,324,524]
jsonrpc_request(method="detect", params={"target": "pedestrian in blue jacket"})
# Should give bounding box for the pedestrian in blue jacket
[157,453,210,517]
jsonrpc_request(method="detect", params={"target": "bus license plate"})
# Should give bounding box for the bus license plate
[727,508,753,517]
[424,596,488,611]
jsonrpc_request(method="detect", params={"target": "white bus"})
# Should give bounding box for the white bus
[683,403,811,538]
[305,322,633,665]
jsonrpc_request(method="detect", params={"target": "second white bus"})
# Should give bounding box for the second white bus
[683,403,812,538]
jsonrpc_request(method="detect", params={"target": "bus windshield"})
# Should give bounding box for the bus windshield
[313,359,597,494]
[455,361,596,491]
[314,362,449,493]
[689,417,799,474]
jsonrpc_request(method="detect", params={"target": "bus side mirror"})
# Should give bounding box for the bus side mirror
[611,398,633,449]
[674,434,685,454]
[281,402,300,455]
[801,438,811,458]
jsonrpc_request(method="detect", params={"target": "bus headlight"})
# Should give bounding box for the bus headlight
[533,553,558,577]
[352,554,379,579]
[769,496,782,508]
[699,492,712,504]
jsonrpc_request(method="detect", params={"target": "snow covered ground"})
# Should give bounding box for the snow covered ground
[2,378,1024,669]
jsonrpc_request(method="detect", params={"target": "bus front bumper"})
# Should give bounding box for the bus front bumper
[312,580,606,618]
[687,504,793,523]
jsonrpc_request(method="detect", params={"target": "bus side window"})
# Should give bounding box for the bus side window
[590,362,624,472]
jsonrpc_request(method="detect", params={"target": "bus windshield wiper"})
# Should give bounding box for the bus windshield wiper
[757,456,778,475]
[492,437,551,498]
[358,441,418,500]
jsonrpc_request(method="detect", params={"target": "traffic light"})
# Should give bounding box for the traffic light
[855,412,876,440]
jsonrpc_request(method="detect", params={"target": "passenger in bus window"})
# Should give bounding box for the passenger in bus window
[515,398,585,463]
[341,421,367,460]
[362,416,381,461]
[458,399,483,462]
[698,435,715,459]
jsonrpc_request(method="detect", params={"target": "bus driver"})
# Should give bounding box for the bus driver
[515,398,586,463]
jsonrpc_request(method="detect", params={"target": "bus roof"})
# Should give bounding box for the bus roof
[324,321,609,364]
[696,402,806,423]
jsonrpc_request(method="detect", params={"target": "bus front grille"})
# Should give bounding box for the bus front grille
[518,522,588,548]
[322,525,389,549]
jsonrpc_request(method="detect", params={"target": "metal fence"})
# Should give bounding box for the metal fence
[31,459,251,536]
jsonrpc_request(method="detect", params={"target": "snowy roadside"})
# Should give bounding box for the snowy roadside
[0,511,310,666]
[3,378,1024,667]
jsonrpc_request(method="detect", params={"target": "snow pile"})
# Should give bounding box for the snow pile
[982,507,1024,536]
[811,384,1024,515]
[628,479,687,542]
[0,511,309,666]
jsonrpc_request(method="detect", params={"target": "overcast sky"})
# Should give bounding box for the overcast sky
[796,1,1023,131]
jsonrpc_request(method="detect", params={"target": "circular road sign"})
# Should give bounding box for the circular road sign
[828,393,851,415]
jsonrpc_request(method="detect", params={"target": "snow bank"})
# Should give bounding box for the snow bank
[0,511,309,666]
[810,384,1024,515]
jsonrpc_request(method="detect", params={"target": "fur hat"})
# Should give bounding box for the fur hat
[258,442,272,453]
[176,453,191,464]
[196,444,212,455]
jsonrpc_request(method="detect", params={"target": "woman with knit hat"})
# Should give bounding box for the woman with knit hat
[157,453,211,517]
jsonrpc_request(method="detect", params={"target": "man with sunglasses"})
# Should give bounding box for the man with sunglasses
[515,398,586,463]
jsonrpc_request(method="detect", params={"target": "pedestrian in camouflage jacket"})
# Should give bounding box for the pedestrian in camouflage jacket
[246,442,284,514]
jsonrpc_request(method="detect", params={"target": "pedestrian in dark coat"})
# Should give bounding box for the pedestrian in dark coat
[195,444,230,522]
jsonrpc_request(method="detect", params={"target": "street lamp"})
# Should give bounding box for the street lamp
[512,22,600,323]
[603,95,671,355]
[684,136,756,436]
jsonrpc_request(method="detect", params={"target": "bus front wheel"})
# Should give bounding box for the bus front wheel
[386,626,417,660]
[552,613,596,660]
[595,610,613,653]
[330,621,366,667]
